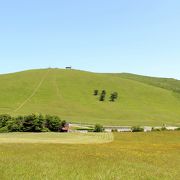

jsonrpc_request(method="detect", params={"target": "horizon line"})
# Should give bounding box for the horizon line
[0,67,179,80]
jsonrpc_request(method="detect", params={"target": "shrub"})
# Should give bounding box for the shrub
[22,114,39,132]
[33,114,45,132]
[111,129,118,132]
[161,127,167,131]
[0,114,66,133]
[0,114,12,128]
[131,126,144,132]
[76,128,94,132]
[41,127,50,132]
[15,115,25,131]
[94,90,99,96]
[0,126,9,133]
[94,124,104,132]
[45,115,62,132]
[99,90,106,101]
[7,119,20,132]
[110,92,118,102]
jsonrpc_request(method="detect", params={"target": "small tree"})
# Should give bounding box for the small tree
[131,126,144,132]
[45,115,62,132]
[22,114,38,132]
[15,115,25,131]
[94,90,99,96]
[7,118,20,132]
[99,90,106,101]
[114,92,118,99]
[94,124,104,132]
[33,114,45,132]
[102,90,106,95]
[110,93,115,102]
[0,114,12,128]
[110,92,118,102]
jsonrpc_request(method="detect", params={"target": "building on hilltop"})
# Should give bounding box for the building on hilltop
[65,66,72,69]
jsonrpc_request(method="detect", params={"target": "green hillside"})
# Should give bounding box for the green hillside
[115,73,180,93]
[0,68,180,126]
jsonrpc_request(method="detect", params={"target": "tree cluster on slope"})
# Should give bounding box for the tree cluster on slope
[94,90,118,102]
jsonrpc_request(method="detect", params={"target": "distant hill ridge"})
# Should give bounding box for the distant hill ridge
[115,73,180,93]
[0,68,180,126]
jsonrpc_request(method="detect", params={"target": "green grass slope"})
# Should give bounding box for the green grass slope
[0,68,180,126]
[117,73,180,93]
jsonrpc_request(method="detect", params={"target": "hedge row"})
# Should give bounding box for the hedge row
[0,114,66,133]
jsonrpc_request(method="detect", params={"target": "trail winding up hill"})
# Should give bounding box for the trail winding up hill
[0,68,180,126]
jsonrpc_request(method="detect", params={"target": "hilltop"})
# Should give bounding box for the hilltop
[0,68,180,126]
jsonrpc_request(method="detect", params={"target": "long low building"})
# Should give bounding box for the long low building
[104,126,179,133]
[104,126,132,132]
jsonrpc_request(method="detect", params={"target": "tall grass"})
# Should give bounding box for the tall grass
[0,132,179,180]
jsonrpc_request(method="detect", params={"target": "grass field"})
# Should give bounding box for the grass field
[0,68,180,126]
[0,132,179,180]
[0,132,114,144]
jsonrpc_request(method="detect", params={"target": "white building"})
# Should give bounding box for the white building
[104,126,132,132]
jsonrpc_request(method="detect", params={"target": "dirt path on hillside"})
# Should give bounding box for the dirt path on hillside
[13,69,50,113]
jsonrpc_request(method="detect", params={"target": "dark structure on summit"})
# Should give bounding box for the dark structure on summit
[66,66,72,69]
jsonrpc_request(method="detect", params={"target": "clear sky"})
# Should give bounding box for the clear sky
[0,0,180,79]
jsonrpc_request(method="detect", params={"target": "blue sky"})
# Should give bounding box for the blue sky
[0,0,180,78]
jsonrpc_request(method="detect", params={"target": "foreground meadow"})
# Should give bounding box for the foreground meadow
[0,132,179,180]
[0,132,113,144]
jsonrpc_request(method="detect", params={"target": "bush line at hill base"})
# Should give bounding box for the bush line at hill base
[1,114,179,133]
[0,114,67,133]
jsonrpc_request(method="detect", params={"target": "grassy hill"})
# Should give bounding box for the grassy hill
[0,68,180,126]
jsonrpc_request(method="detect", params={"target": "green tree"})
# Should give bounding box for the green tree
[45,115,62,132]
[114,92,118,99]
[110,92,118,102]
[131,126,144,132]
[94,90,99,96]
[15,115,25,131]
[0,113,65,133]
[94,124,104,132]
[22,114,39,132]
[99,90,106,101]
[33,114,46,132]
[0,114,12,128]
[7,118,20,132]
